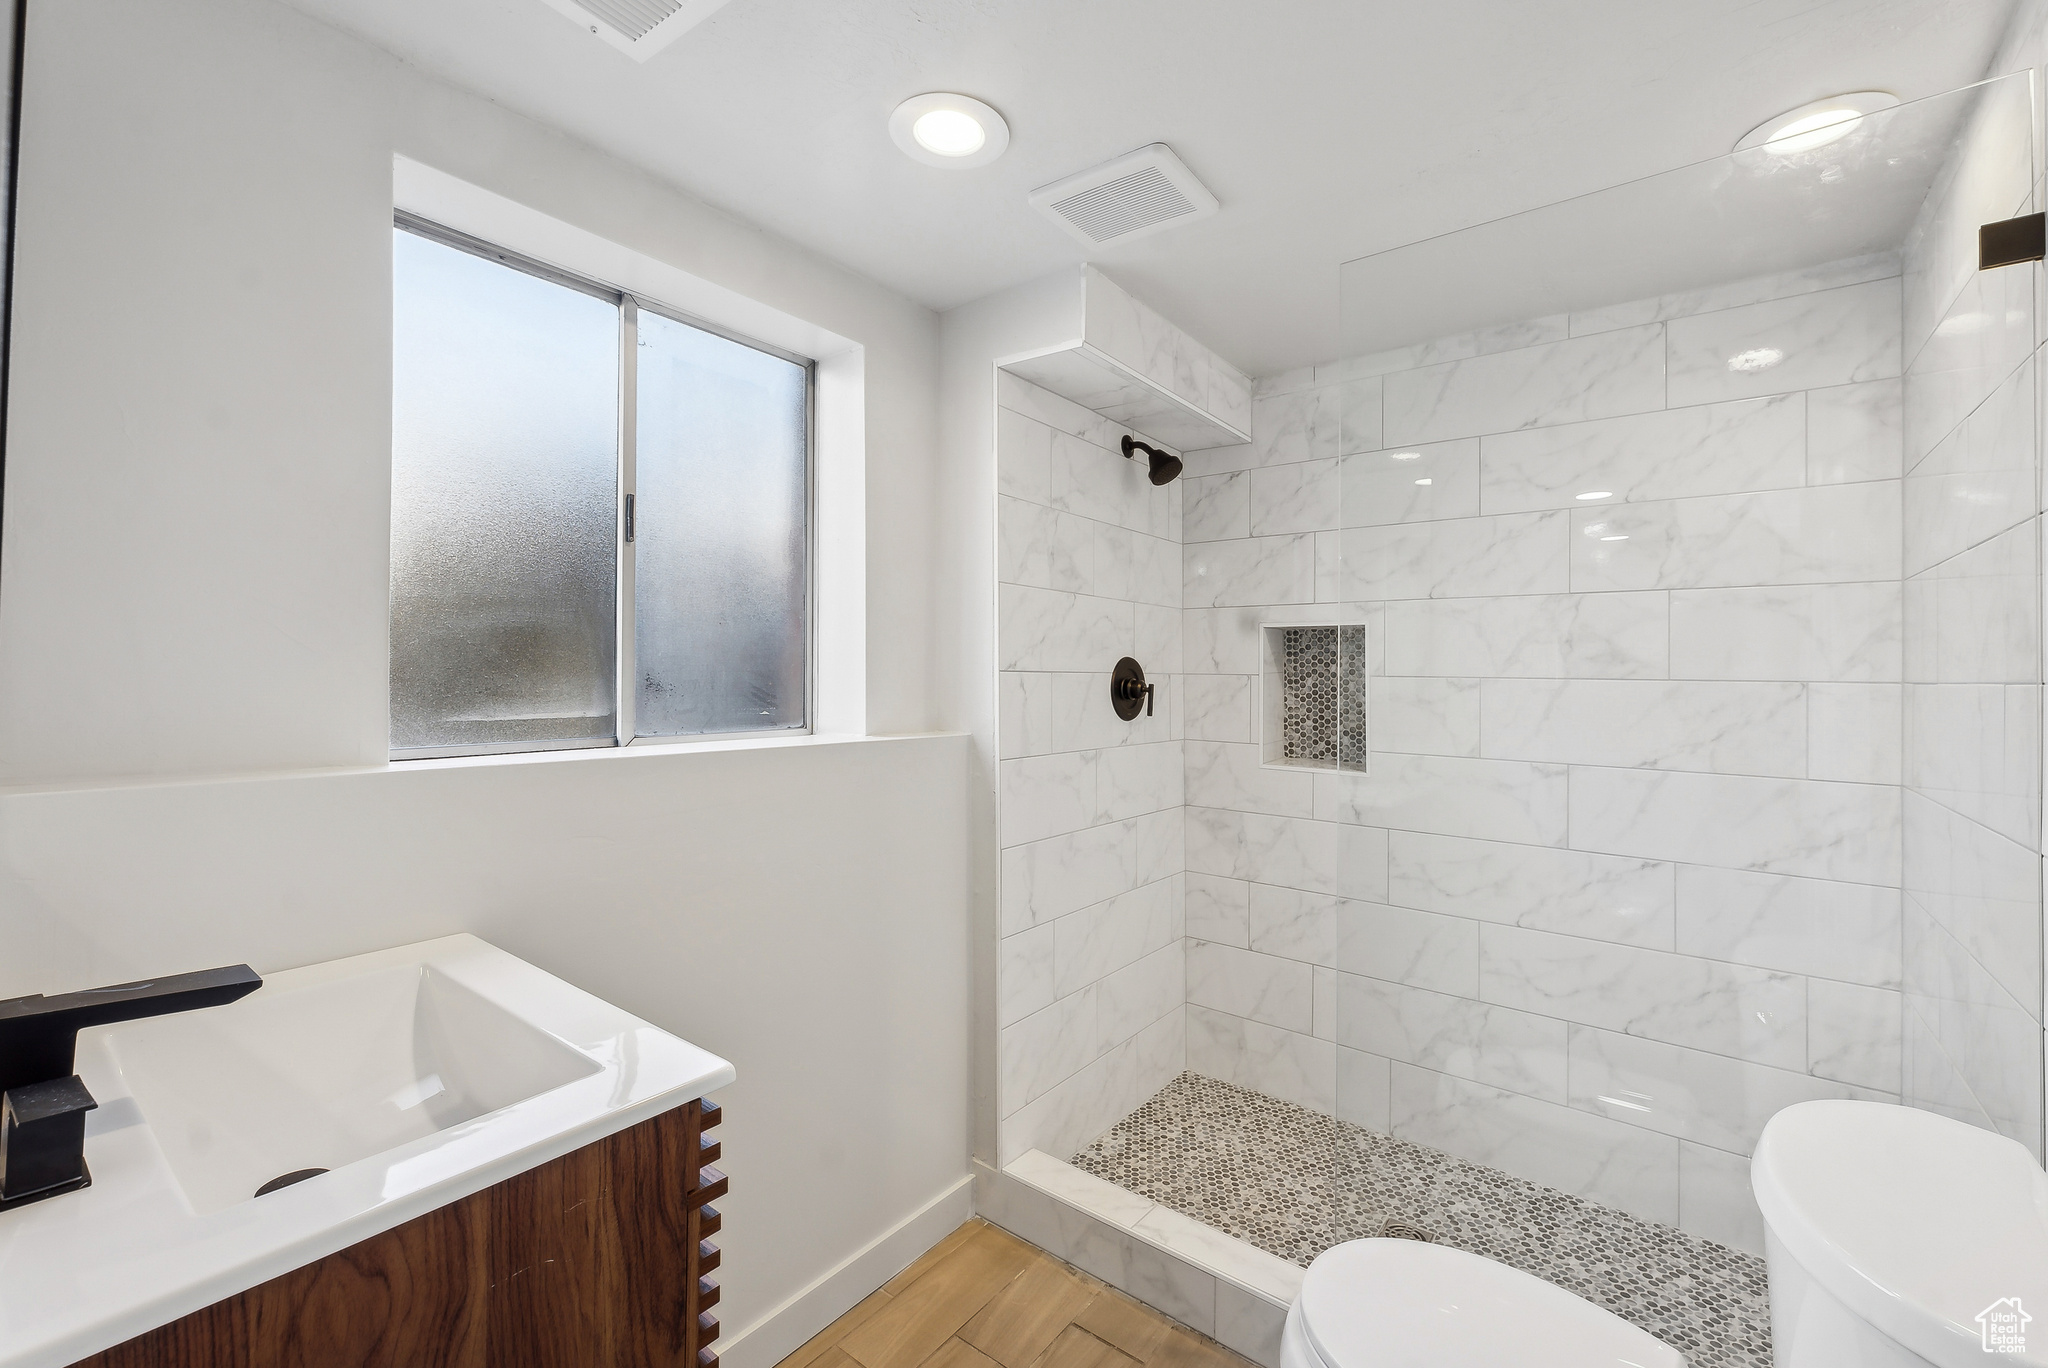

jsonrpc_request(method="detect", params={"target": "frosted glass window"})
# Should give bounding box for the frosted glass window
[390,228,620,752]
[633,310,809,736]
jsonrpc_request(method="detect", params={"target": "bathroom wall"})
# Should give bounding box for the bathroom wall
[995,373,1188,1166]
[0,2,970,1364]
[1897,52,2046,1158]
[1179,256,1912,1251]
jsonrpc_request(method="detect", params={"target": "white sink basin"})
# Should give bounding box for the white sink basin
[0,934,734,1368]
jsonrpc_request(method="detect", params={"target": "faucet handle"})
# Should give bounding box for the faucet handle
[0,1075,97,1209]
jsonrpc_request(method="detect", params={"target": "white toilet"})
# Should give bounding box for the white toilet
[1753,1099,2048,1367]
[1280,1237,1684,1368]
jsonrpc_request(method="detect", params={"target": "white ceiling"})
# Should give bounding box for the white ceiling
[285,0,2018,376]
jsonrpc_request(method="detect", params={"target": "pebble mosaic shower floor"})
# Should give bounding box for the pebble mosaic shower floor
[1070,1074,1772,1368]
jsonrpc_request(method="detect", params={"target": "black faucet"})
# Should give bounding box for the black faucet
[0,965,262,1210]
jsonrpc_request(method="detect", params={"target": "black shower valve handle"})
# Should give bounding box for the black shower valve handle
[1109,657,1153,721]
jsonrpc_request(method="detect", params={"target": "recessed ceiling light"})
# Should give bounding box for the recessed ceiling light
[1415,478,1432,486]
[1735,92,1898,156]
[890,93,1009,169]
[1576,491,1613,501]
[1600,534,1629,542]
[1388,451,1422,461]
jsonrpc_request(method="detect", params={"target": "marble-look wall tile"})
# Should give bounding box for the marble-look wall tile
[1325,512,1567,601]
[1184,471,1249,542]
[1185,535,1317,608]
[1246,883,1343,967]
[1000,672,1054,759]
[1095,943,1186,1051]
[1052,671,1174,750]
[1665,277,1901,406]
[1099,741,1185,822]
[1252,386,1341,466]
[1384,592,1668,679]
[1478,925,1807,1067]
[1388,831,1675,948]
[1337,1048,1393,1130]
[998,1009,1185,1166]
[1002,808,1180,933]
[1185,806,1390,902]
[1001,986,1105,1111]
[1186,1004,1337,1112]
[1570,253,1898,337]
[998,405,1054,505]
[1807,980,1903,1090]
[1000,584,1135,671]
[1187,940,1315,1031]
[1668,582,1901,682]
[1564,1025,1877,1153]
[1184,739,1316,819]
[1250,459,1341,536]
[1905,518,2037,684]
[999,495,1054,588]
[999,925,1055,1027]
[1678,1141,1765,1255]
[1183,673,1253,742]
[1382,325,1666,445]
[1368,677,1481,756]
[1315,754,1569,846]
[1901,72,2031,360]
[1339,975,1564,1100]
[1053,428,1169,536]
[1807,379,1903,485]
[1001,750,1098,847]
[1903,260,2035,468]
[1905,683,2040,845]
[1901,1002,1999,1137]
[1339,379,1384,455]
[1182,442,1255,479]
[1809,683,1903,784]
[1335,901,1479,995]
[1569,767,1902,886]
[1903,790,2041,1014]
[1389,1064,1680,1226]
[1327,316,1574,383]
[1904,897,2044,1154]
[1054,876,1182,1000]
[1479,393,1804,514]
[1340,441,1481,525]
[1571,482,1901,592]
[1674,866,1902,988]
[1185,872,1249,947]
[1479,679,1805,777]
[1904,354,2035,577]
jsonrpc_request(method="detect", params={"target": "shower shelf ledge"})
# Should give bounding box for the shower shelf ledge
[998,340,1251,451]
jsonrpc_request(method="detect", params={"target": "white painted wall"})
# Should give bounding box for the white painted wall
[0,0,969,1362]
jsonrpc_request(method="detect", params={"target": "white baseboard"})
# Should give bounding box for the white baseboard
[719,1175,975,1368]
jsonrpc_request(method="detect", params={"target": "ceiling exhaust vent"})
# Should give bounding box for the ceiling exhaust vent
[539,0,734,61]
[1029,144,1218,249]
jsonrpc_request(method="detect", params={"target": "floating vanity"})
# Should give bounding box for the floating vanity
[0,935,735,1368]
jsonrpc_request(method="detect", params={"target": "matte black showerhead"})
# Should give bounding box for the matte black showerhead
[1121,434,1183,486]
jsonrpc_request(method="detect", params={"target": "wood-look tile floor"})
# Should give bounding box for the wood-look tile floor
[776,1221,1258,1368]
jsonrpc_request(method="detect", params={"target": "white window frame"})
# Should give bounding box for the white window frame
[391,211,817,760]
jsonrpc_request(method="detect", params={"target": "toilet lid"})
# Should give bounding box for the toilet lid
[1298,1239,1683,1368]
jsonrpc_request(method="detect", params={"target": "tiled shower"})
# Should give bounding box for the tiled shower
[993,51,2046,1365]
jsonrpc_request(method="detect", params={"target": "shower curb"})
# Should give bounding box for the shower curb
[973,1152,1298,1368]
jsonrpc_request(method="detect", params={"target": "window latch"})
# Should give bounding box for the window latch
[624,493,635,543]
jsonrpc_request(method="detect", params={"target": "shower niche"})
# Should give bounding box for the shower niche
[1260,622,1368,772]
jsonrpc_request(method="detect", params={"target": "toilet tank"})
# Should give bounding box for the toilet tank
[1752,1100,2048,1368]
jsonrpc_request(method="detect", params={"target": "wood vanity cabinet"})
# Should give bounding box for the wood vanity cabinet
[71,1098,726,1368]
